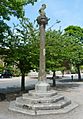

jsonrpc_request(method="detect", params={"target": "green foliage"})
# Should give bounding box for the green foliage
[0,0,37,20]
[63,29,83,66]
[0,0,38,48]
[0,0,38,91]
[3,18,39,75]
[45,26,83,76]
[1,17,39,90]
[64,25,83,43]
[46,30,64,72]
[63,26,83,80]
[80,65,83,70]
[70,66,77,74]
[0,64,4,73]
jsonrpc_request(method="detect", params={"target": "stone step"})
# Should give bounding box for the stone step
[9,101,35,115]
[16,94,64,104]
[9,100,78,115]
[15,96,71,110]
[26,90,57,97]
[32,99,71,110]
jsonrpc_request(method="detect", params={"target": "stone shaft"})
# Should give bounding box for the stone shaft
[37,15,48,81]
[39,23,46,80]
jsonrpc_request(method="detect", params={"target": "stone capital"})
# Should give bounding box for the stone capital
[37,15,49,26]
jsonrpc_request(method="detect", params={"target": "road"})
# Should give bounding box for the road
[0,76,38,89]
[0,73,83,92]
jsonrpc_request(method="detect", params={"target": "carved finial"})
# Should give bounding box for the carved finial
[39,4,46,16]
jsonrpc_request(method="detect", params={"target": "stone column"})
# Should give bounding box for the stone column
[35,5,50,92]
[37,9,48,81]
[37,4,48,81]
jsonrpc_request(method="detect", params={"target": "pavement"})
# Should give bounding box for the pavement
[0,73,83,119]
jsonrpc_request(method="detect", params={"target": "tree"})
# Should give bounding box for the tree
[0,0,37,48]
[46,30,64,86]
[64,26,83,80]
[0,0,37,20]
[62,35,83,80]
[64,25,83,43]
[2,18,39,91]
[0,0,38,90]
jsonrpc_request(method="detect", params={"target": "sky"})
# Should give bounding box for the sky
[7,0,83,31]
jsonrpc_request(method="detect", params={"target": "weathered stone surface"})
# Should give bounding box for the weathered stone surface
[9,100,78,115]
[27,90,57,97]
[35,81,50,92]
[22,94,63,103]
[9,82,78,115]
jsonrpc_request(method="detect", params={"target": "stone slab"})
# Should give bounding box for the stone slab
[9,101,78,115]
[15,97,71,110]
[27,90,57,97]
[16,94,64,104]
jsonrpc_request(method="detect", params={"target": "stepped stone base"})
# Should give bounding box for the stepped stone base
[9,81,78,115]
[9,101,78,115]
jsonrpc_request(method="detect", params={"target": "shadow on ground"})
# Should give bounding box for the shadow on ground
[0,77,82,101]
[52,78,82,92]
[0,85,35,101]
[53,83,80,92]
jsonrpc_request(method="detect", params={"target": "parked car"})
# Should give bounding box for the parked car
[0,70,12,78]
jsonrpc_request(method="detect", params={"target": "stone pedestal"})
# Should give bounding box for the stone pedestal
[9,81,78,115]
[35,81,50,92]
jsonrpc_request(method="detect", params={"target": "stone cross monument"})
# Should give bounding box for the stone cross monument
[35,4,50,92]
[37,4,48,81]
[9,4,78,115]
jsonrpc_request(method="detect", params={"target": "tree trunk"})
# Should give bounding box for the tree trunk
[76,64,81,81]
[62,70,64,77]
[52,70,56,87]
[21,73,25,91]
